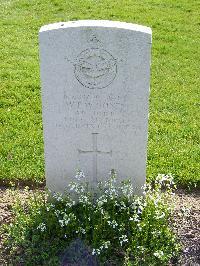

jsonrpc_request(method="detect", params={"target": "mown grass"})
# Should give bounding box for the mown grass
[0,0,199,186]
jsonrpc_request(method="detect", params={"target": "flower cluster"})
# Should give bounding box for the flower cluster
[75,170,85,180]
[92,241,111,255]
[107,219,118,228]
[119,234,128,246]
[58,213,76,227]
[37,222,46,232]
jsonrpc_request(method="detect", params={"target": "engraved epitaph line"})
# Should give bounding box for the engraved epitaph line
[78,133,112,183]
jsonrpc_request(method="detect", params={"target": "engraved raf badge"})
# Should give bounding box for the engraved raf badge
[74,48,117,89]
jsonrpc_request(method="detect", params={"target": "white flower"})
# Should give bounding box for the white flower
[137,224,142,231]
[53,193,63,202]
[80,227,86,234]
[92,241,110,255]
[158,212,165,219]
[134,215,140,222]
[75,170,85,180]
[54,210,60,217]
[120,201,126,210]
[69,183,78,192]
[68,182,85,194]
[121,182,134,198]
[94,248,101,255]
[65,201,73,208]
[155,211,165,220]
[37,223,46,232]
[107,220,118,228]
[142,183,151,194]
[59,219,64,227]
[155,174,175,189]
[109,169,117,179]
[65,213,74,225]
[100,208,104,215]
[58,213,76,227]
[119,235,128,246]
[76,227,86,234]
[79,195,90,205]
[137,246,145,252]
[104,187,118,199]
[92,248,100,255]
[154,250,164,259]
[104,241,110,249]
[97,195,107,207]
[152,230,161,236]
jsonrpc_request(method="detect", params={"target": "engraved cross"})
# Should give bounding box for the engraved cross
[78,133,112,183]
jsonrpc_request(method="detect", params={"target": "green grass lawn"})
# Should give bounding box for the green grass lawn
[0,0,199,187]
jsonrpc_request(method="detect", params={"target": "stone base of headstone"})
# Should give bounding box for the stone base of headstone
[60,238,99,266]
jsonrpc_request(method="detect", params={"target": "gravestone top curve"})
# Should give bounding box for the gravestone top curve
[39,20,152,37]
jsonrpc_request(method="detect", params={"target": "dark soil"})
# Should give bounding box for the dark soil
[0,187,199,265]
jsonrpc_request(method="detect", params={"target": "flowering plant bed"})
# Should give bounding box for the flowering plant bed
[3,172,180,265]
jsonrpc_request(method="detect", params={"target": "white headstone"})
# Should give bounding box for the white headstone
[39,20,152,194]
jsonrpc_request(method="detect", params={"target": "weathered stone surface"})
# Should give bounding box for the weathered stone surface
[39,20,152,193]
